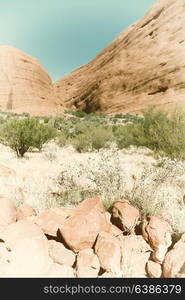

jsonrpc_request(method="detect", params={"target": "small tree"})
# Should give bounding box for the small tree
[0,117,56,157]
[33,123,56,151]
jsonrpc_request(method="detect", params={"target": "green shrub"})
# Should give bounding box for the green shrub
[65,110,87,118]
[42,106,185,160]
[90,127,114,150]
[72,121,90,136]
[71,134,92,153]
[0,117,56,157]
[113,124,135,149]
[113,113,125,119]
[90,112,107,118]
[112,113,142,123]
[50,116,66,130]
[43,116,50,124]
[22,112,30,117]
[69,125,114,152]
[0,116,6,124]
[32,123,56,151]
[56,131,68,147]
[114,105,185,160]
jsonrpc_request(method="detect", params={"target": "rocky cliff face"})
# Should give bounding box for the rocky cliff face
[54,0,185,114]
[0,46,63,116]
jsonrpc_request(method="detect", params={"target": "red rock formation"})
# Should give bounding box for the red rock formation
[59,197,110,252]
[16,203,36,221]
[111,199,140,233]
[76,248,100,278]
[163,233,185,278]
[142,216,172,263]
[0,46,63,116]
[35,207,73,237]
[54,0,185,114]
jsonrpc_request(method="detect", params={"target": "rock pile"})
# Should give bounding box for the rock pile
[0,195,184,277]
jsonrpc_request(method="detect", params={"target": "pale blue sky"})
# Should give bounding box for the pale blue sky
[0,0,156,81]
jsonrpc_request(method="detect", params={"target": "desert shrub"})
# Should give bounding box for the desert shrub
[125,157,185,233]
[56,131,68,147]
[114,124,137,149]
[113,113,124,119]
[114,105,185,160]
[89,112,107,119]
[111,118,118,124]
[22,112,30,117]
[50,116,66,130]
[74,110,88,118]
[72,121,91,136]
[71,133,92,153]
[0,117,56,157]
[43,116,50,124]
[55,119,95,149]
[54,106,185,159]
[54,114,114,152]
[65,110,88,118]
[0,118,37,157]
[70,125,114,152]
[0,116,6,124]
[32,123,56,151]
[55,150,127,207]
[51,116,78,140]
[90,127,114,150]
[111,113,142,123]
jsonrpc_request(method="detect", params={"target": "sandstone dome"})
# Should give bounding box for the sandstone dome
[0,45,63,116]
[54,0,185,114]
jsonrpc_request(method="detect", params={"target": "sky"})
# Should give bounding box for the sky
[0,0,156,81]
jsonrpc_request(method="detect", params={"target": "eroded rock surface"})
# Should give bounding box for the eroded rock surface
[54,0,185,114]
[0,45,63,116]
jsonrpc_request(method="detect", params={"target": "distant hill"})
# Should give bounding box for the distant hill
[0,46,63,116]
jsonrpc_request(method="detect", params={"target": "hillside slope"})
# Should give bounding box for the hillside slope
[0,46,63,116]
[54,0,185,114]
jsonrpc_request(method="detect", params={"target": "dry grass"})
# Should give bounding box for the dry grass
[0,142,185,234]
[0,142,62,211]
